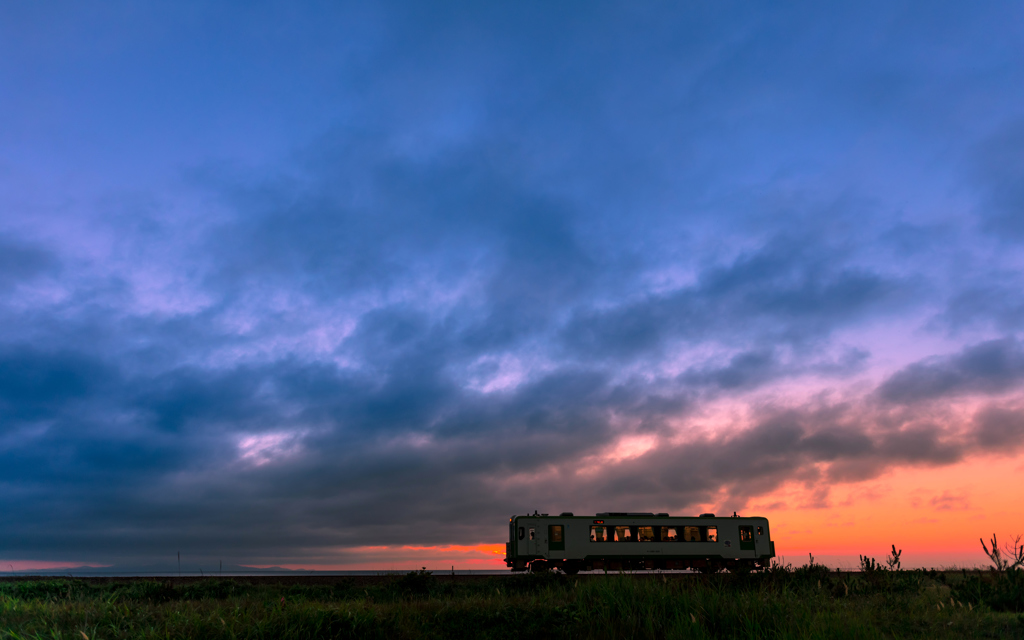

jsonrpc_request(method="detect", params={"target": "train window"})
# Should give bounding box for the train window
[518,527,525,540]
[638,526,655,542]
[660,527,678,541]
[757,526,764,536]
[613,526,632,542]
[590,526,607,542]
[739,526,753,542]
[706,526,718,542]
[529,528,536,541]
[682,526,701,542]
[549,525,565,551]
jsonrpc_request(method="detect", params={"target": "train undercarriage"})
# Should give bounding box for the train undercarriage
[511,556,771,574]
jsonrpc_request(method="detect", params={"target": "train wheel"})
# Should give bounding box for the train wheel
[563,563,580,575]
[529,560,549,573]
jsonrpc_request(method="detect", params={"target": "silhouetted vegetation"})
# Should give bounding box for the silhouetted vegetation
[3,548,1024,639]
[949,533,1024,613]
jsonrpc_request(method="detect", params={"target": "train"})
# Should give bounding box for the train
[505,512,775,574]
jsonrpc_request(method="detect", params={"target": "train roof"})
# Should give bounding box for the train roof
[511,512,769,520]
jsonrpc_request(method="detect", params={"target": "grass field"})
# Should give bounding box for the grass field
[1,565,1022,639]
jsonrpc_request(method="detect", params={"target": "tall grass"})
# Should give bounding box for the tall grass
[2,568,1023,639]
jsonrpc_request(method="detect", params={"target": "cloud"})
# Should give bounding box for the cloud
[0,346,113,420]
[560,236,910,360]
[939,285,1024,333]
[679,348,780,390]
[929,491,971,511]
[878,338,1024,403]
[4,327,1020,564]
[0,236,58,290]
[677,346,869,392]
[973,405,1024,450]
[0,137,998,566]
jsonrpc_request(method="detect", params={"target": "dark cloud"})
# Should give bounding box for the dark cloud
[973,405,1024,451]
[680,348,780,390]
[677,346,869,392]
[2,331,1017,564]
[0,347,108,420]
[940,285,1024,333]
[561,237,909,360]
[878,338,1024,403]
[0,236,58,290]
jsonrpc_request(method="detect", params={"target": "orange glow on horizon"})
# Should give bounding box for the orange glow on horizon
[295,452,1022,571]
[748,452,1024,568]
[243,453,1024,571]
[242,544,508,571]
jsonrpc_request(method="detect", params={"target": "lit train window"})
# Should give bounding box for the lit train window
[757,526,764,536]
[613,526,632,542]
[638,526,655,542]
[590,526,607,542]
[529,528,535,540]
[683,526,718,541]
[660,527,678,541]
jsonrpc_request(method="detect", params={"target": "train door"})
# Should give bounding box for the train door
[527,524,540,556]
[739,525,755,552]
[549,524,565,556]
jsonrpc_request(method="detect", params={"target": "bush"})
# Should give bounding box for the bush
[0,579,86,601]
[389,569,436,598]
[500,571,569,595]
[107,580,180,603]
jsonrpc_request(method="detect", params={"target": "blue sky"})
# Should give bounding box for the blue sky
[2,1,1024,569]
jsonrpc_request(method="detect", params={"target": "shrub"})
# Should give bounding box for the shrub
[0,579,86,601]
[390,569,435,598]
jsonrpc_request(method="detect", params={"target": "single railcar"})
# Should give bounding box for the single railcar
[505,512,775,574]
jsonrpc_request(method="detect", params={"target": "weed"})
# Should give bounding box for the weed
[981,534,1024,573]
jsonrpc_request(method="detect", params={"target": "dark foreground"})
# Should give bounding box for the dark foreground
[2,567,1023,639]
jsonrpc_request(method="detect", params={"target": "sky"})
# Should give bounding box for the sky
[2,1,1024,572]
